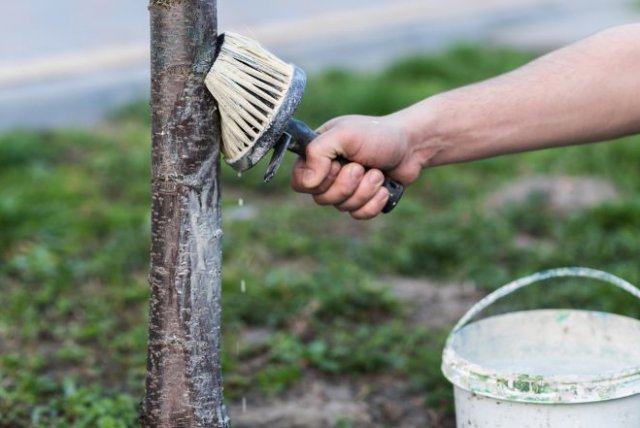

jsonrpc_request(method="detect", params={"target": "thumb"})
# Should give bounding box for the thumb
[302,131,342,189]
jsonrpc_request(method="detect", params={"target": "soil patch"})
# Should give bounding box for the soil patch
[484,175,619,215]
[228,278,476,427]
[387,277,482,328]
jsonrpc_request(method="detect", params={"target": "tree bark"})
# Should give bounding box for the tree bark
[141,0,228,426]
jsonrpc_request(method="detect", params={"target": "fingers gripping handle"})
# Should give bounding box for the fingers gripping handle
[286,119,404,213]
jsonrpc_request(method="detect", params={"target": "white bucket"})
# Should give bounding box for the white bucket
[442,267,640,428]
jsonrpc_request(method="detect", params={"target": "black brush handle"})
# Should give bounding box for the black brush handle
[286,119,404,213]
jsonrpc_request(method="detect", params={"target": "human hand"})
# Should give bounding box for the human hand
[290,115,422,219]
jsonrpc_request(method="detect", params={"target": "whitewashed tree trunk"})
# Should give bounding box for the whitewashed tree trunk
[141,0,228,426]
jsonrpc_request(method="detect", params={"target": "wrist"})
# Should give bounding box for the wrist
[386,94,451,169]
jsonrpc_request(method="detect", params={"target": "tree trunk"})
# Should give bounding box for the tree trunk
[141,0,228,426]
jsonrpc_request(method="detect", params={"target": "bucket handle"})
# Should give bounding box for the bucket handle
[450,267,640,336]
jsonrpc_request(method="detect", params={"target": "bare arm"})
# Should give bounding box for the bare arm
[291,24,640,219]
[406,23,640,166]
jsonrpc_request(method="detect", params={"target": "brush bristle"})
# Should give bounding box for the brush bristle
[205,32,294,163]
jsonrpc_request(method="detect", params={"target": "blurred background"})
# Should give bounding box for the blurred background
[2,0,637,129]
[1,1,639,427]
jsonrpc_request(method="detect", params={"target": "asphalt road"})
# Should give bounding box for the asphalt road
[0,0,637,129]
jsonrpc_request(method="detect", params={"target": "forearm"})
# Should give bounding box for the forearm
[397,24,640,167]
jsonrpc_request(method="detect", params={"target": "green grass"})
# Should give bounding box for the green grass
[2,45,640,426]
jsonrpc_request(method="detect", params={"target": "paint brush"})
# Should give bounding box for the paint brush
[204,32,404,213]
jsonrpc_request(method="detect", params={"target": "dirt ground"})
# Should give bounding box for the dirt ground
[228,279,481,428]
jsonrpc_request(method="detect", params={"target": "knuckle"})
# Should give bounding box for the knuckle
[377,189,390,208]
[368,169,384,186]
[316,165,340,194]
[328,161,342,179]
[352,189,388,219]
[338,193,367,212]
[313,194,333,206]
[290,163,310,192]
[352,208,376,220]
[337,173,380,211]
[336,183,353,200]
[290,176,306,192]
[334,174,358,199]
[306,143,322,159]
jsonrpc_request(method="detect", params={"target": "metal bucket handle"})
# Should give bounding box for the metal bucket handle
[450,267,640,336]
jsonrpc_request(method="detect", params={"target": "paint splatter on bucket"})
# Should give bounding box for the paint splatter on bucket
[442,267,640,427]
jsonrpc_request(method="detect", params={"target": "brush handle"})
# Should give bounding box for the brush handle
[286,119,404,214]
